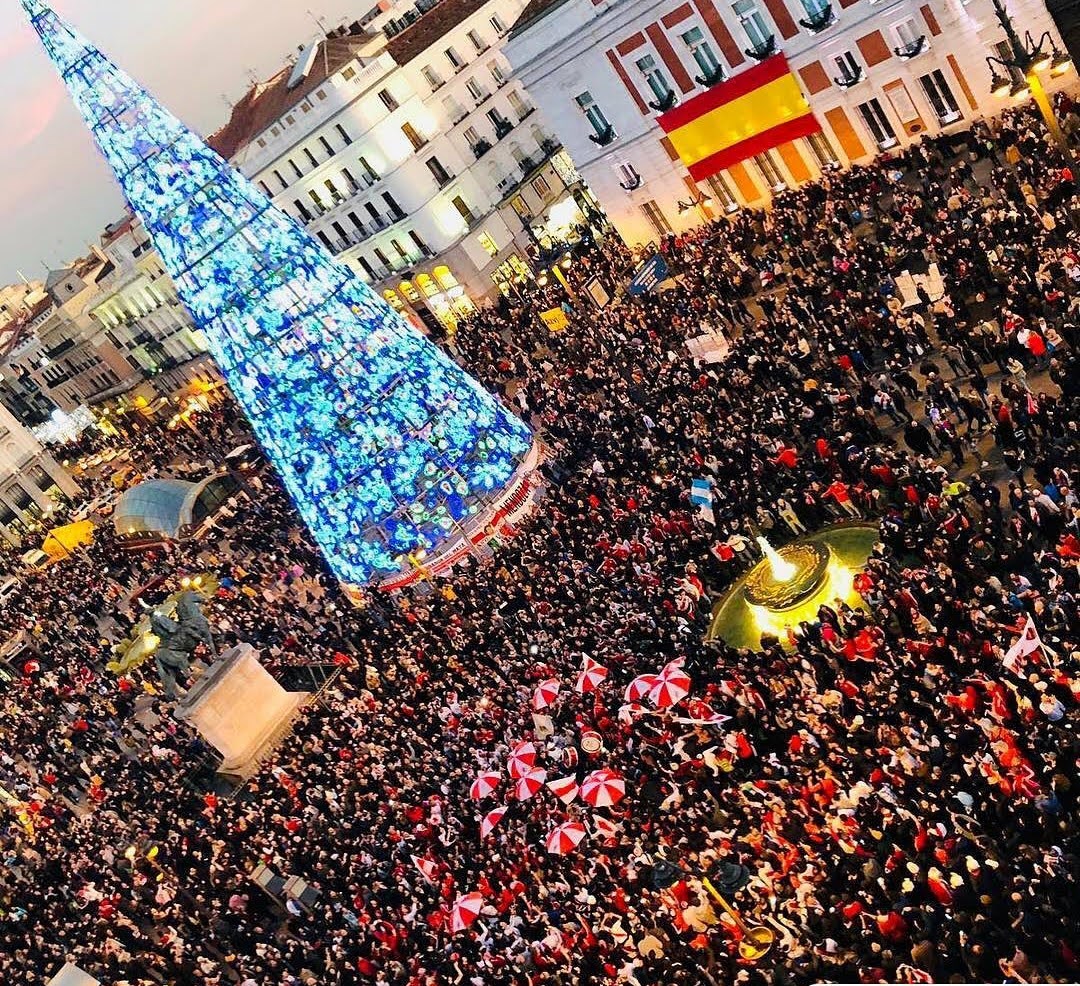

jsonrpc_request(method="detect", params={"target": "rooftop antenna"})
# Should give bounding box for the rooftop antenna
[308,9,331,74]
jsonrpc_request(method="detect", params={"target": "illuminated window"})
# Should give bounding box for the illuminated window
[478,231,499,257]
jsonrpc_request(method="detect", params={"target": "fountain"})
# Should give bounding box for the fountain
[709,525,878,650]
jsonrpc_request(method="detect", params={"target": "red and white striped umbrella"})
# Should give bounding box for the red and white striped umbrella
[480,807,507,838]
[450,892,485,933]
[618,702,644,724]
[624,674,658,703]
[532,678,561,710]
[575,658,608,694]
[580,768,626,807]
[648,664,692,709]
[593,816,620,843]
[545,821,587,855]
[546,775,580,804]
[515,766,547,801]
[685,698,730,725]
[507,741,537,779]
[469,771,501,801]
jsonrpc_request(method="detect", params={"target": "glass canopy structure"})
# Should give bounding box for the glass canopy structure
[21,0,537,593]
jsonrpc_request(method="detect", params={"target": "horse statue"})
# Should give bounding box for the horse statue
[148,590,217,698]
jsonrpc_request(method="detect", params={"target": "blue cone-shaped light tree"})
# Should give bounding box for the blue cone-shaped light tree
[21,0,537,593]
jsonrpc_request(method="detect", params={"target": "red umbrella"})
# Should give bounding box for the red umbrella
[624,674,657,703]
[618,702,644,724]
[515,767,547,801]
[546,775,579,804]
[580,768,626,807]
[593,816,620,843]
[575,657,608,694]
[648,664,691,709]
[450,892,484,932]
[469,772,500,801]
[507,741,537,778]
[532,678,561,710]
[480,807,507,838]
[546,821,587,855]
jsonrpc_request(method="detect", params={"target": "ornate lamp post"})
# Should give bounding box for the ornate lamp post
[985,0,1073,148]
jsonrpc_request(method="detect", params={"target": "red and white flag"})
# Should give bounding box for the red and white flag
[411,855,438,883]
[1002,616,1045,675]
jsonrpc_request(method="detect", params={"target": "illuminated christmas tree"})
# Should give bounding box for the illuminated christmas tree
[22,0,537,593]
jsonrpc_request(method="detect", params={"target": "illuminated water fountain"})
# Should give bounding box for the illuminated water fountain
[709,525,878,650]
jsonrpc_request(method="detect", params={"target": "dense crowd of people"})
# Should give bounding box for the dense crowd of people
[1,99,1079,985]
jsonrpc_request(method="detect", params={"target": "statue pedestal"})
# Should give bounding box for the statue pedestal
[48,965,100,986]
[176,643,309,779]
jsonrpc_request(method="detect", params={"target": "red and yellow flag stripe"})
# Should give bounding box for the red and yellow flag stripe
[657,54,821,182]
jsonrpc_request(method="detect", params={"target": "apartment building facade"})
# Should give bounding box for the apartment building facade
[505,0,1072,244]
[209,0,586,331]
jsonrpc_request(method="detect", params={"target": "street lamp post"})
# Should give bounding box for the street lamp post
[985,0,1073,150]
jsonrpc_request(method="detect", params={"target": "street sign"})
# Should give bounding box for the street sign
[627,253,670,295]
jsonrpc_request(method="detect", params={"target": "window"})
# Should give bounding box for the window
[445,46,463,69]
[464,125,482,146]
[342,66,357,82]
[391,239,410,261]
[919,69,961,121]
[617,162,640,186]
[487,108,510,131]
[317,231,334,251]
[707,173,739,211]
[274,169,288,190]
[466,76,488,102]
[467,29,487,52]
[532,175,551,197]
[286,115,296,126]
[359,157,379,182]
[753,151,787,190]
[635,54,672,102]
[575,91,610,136]
[478,230,499,256]
[308,190,326,214]
[427,157,454,187]
[994,41,1025,82]
[289,159,303,179]
[857,97,898,147]
[258,138,267,148]
[325,178,342,203]
[304,148,319,168]
[834,50,860,80]
[258,181,272,197]
[443,95,467,122]
[490,14,508,34]
[374,247,392,267]
[732,0,771,47]
[316,89,327,101]
[508,90,531,119]
[805,130,840,167]
[336,124,353,146]
[681,26,722,80]
[378,88,399,111]
[641,200,672,236]
[488,60,507,86]
[332,221,349,244]
[320,136,336,158]
[401,122,426,151]
[357,256,376,280]
[409,230,432,256]
[893,17,923,49]
[366,203,384,226]
[421,64,444,90]
[342,167,360,191]
[383,192,406,220]
[800,0,829,17]
[348,211,367,233]
[293,198,312,222]
[452,195,477,225]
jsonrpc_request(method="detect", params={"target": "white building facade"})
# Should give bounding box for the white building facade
[209,0,587,331]
[0,401,79,546]
[505,0,1073,245]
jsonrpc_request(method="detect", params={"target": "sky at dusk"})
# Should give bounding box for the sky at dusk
[0,0,360,284]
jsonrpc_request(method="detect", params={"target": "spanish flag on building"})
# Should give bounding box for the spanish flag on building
[657,54,821,182]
